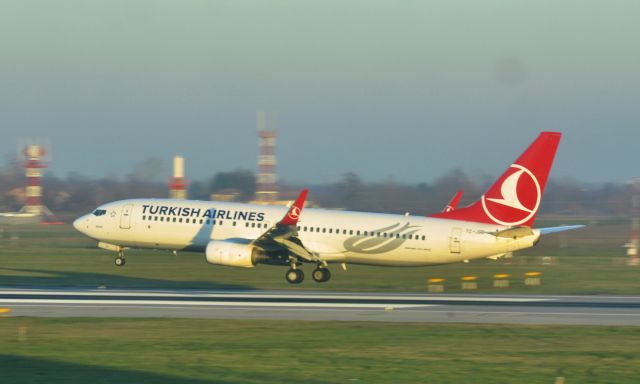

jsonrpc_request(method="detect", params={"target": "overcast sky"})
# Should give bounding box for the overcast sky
[1,1,638,184]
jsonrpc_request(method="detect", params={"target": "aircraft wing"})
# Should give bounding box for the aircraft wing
[427,189,464,217]
[250,189,320,262]
[442,189,464,213]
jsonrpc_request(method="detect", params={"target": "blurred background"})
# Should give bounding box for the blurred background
[2,2,640,383]
[1,0,639,277]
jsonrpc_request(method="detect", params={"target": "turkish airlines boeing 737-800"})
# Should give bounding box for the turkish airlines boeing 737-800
[74,132,582,284]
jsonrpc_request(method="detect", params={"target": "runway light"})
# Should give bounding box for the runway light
[427,278,445,293]
[0,308,11,316]
[461,276,478,290]
[493,274,510,288]
[525,272,542,286]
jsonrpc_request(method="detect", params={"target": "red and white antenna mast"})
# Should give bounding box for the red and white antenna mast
[18,138,52,218]
[256,111,279,203]
[169,155,187,199]
[626,178,640,266]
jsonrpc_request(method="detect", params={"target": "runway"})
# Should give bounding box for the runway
[1,287,640,325]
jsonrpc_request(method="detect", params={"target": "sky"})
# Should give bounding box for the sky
[0,0,638,184]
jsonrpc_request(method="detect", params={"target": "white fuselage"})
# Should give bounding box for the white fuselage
[74,198,540,267]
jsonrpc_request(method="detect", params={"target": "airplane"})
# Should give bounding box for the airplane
[73,131,582,284]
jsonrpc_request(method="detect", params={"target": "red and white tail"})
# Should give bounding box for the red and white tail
[432,132,561,227]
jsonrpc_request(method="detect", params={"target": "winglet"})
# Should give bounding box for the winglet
[279,189,308,226]
[442,190,464,213]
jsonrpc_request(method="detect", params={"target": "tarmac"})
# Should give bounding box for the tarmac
[1,287,640,325]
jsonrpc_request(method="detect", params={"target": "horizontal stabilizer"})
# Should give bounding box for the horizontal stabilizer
[493,227,534,239]
[538,225,585,235]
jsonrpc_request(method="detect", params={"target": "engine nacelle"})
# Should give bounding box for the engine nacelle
[205,241,259,268]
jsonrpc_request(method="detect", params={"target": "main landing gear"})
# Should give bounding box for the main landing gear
[285,268,304,284]
[285,263,331,284]
[312,267,331,283]
[114,251,126,267]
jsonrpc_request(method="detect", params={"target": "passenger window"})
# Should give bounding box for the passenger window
[329,229,333,234]
[142,215,146,220]
[383,233,387,238]
[206,220,211,225]
[343,229,347,235]
[349,230,353,235]
[200,219,204,224]
[233,221,236,226]
[179,218,183,223]
[422,235,426,240]
[356,230,360,235]
[303,226,307,231]
[322,228,326,233]
[154,216,158,221]
[160,217,164,222]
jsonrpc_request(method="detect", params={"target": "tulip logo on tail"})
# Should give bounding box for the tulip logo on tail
[481,164,541,226]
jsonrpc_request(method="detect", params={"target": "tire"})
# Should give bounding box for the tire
[312,268,331,283]
[286,269,304,284]
[115,257,125,267]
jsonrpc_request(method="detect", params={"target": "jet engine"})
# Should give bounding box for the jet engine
[205,241,263,268]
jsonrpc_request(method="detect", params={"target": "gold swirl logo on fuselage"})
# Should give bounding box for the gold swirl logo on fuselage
[343,222,421,254]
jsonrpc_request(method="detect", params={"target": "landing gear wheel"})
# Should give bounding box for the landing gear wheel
[115,257,126,267]
[285,268,304,284]
[312,267,331,283]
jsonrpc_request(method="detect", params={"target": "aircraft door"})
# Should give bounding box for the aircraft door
[449,227,462,253]
[120,204,133,229]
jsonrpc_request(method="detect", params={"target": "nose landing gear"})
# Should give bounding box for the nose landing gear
[114,251,126,267]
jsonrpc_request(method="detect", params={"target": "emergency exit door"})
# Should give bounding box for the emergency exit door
[449,228,462,253]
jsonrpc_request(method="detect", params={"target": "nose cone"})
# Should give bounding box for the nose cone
[73,216,86,233]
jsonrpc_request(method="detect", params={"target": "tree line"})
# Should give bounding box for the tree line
[0,162,632,221]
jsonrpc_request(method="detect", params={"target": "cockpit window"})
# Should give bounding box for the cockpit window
[92,209,107,216]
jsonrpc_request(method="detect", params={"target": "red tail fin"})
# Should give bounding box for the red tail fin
[432,132,561,227]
